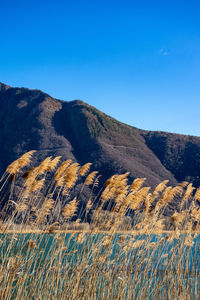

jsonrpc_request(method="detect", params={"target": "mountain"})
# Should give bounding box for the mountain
[0,82,200,189]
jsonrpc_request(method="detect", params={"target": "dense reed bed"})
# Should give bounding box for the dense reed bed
[0,151,200,299]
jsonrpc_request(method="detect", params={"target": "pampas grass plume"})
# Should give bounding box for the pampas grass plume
[130,177,146,192]
[6,150,36,175]
[85,171,98,186]
[62,197,79,219]
[79,163,92,176]
[54,159,72,181]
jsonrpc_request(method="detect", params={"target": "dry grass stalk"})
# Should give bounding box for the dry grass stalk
[54,159,72,181]
[182,183,195,203]
[79,163,92,176]
[130,177,146,192]
[36,198,55,223]
[86,199,93,211]
[101,173,129,205]
[129,187,151,210]
[10,200,28,213]
[47,156,62,171]
[24,167,39,187]
[63,163,80,190]
[38,157,53,175]
[25,240,37,249]
[131,239,145,248]
[191,206,200,221]
[76,232,87,244]
[144,192,152,214]
[171,211,188,227]
[194,187,200,201]
[6,150,36,175]
[22,167,40,198]
[30,178,45,192]
[1,155,200,299]
[113,186,129,211]
[85,171,99,186]
[46,222,59,233]
[153,180,169,196]
[62,197,79,219]
[178,181,189,188]
[93,175,100,187]
[155,186,173,210]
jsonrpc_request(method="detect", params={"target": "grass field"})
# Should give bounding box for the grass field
[0,151,200,299]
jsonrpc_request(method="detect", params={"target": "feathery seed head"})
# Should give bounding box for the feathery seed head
[86,199,93,210]
[79,163,92,176]
[178,181,189,188]
[181,183,195,208]
[129,187,151,210]
[191,206,200,221]
[153,180,169,196]
[6,150,36,175]
[144,193,152,214]
[47,156,62,172]
[104,174,119,187]
[24,167,39,187]
[194,188,200,202]
[171,211,187,226]
[30,178,45,192]
[38,157,52,175]
[155,186,173,210]
[54,159,72,181]
[62,197,79,219]
[85,171,98,186]
[63,163,80,189]
[36,198,55,222]
[130,178,146,192]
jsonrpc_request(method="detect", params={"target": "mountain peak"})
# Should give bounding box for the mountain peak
[0,82,200,187]
[0,82,11,91]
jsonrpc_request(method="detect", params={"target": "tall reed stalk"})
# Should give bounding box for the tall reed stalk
[0,152,199,299]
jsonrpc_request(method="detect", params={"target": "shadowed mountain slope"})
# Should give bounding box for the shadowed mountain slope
[141,131,200,187]
[0,82,200,187]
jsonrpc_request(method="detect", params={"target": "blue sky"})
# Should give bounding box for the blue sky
[0,0,200,135]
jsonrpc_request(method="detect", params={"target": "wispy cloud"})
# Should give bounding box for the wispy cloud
[159,47,170,56]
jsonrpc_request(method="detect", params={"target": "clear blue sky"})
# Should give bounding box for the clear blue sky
[0,0,200,135]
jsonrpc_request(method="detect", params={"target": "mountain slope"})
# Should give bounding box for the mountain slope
[142,130,200,186]
[0,82,199,188]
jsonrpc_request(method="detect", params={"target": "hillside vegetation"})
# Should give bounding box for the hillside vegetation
[1,82,200,192]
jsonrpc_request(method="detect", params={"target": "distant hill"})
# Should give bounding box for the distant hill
[1,82,200,189]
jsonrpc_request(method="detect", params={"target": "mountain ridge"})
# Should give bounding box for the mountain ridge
[0,82,200,188]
